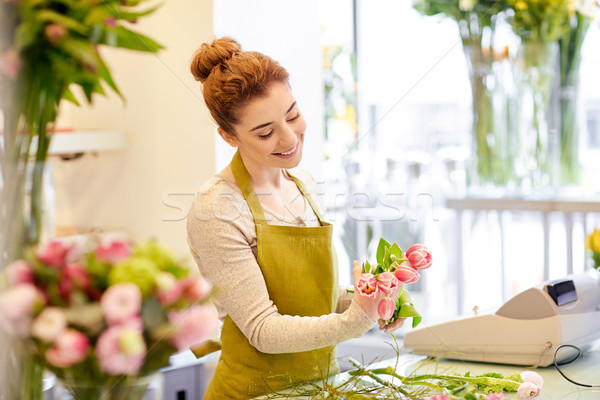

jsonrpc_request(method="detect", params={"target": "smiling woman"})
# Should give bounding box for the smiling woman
[186,37,404,399]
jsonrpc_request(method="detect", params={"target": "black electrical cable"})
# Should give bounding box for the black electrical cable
[553,344,600,388]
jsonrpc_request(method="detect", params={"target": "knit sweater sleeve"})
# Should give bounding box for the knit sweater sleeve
[186,176,374,354]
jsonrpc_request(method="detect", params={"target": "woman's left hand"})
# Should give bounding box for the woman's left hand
[378,317,406,333]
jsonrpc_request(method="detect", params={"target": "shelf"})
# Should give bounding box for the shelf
[26,130,126,156]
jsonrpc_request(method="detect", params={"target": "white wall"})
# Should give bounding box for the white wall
[52,0,215,258]
[212,0,325,177]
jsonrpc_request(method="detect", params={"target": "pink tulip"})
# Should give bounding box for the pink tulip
[356,273,379,299]
[95,240,131,264]
[405,244,432,270]
[100,283,142,325]
[377,271,400,296]
[517,381,541,399]
[425,395,450,400]
[377,296,395,320]
[95,323,146,375]
[36,240,72,268]
[4,260,34,285]
[0,284,41,337]
[486,394,509,400]
[31,307,67,342]
[46,329,90,367]
[394,262,420,283]
[167,305,219,351]
[182,275,212,302]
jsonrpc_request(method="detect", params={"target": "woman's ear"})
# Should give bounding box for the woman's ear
[217,127,238,147]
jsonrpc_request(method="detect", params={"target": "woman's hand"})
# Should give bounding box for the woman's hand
[378,317,406,333]
[352,260,381,322]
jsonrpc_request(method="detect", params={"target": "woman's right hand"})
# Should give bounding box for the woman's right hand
[352,260,382,322]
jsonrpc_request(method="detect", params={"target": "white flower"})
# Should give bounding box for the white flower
[459,0,476,12]
[31,307,67,342]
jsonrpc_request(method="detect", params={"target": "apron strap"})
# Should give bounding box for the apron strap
[231,151,268,224]
[285,170,327,225]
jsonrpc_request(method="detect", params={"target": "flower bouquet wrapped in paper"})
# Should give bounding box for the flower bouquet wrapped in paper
[0,238,219,400]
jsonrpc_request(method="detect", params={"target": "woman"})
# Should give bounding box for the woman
[187,37,404,399]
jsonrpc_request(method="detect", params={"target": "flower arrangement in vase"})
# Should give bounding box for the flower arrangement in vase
[0,238,219,400]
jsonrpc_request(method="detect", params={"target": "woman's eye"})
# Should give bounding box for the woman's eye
[288,113,301,122]
[258,130,274,140]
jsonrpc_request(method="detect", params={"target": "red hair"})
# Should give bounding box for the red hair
[190,37,290,135]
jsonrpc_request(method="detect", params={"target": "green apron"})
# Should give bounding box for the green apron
[203,151,339,399]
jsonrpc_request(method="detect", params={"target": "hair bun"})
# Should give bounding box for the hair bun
[190,37,242,83]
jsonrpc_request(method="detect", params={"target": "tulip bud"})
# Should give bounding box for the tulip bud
[405,244,432,270]
[378,296,395,321]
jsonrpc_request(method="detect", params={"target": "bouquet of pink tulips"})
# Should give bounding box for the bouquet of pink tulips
[0,238,219,399]
[355,238,432,328]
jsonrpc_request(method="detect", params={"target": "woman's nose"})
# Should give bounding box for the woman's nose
[279,123,297,146]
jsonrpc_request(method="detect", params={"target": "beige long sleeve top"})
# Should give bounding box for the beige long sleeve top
[186,169,374,354]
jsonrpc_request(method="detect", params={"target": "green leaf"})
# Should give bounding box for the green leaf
[362,260,371,274]
[61,87,81,106]
[389,243,403,259]
[376,238,391,264]
[109,3,162,21]
[36,10,89,35]
[412,316,422,328]
[15,22,37,50]
[141,296,167,330]
[396,303,420,318]
[111,26,164,52]
[382,246,391,269]
[60,38,100,71]
[398,288,412,304]
[97,59,123,100]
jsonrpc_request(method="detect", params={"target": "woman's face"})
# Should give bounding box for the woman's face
[223,82,306,172]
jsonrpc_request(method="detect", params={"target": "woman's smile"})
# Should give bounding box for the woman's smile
[273,142,300,159]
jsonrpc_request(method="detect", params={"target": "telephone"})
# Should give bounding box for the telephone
[404,271,600,366]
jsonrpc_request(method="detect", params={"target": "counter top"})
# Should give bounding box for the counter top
[259,339,600,399]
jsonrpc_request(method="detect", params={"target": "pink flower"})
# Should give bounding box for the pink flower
[31,307,67,342]
[356,273,379,299]
[0,48,22,79]
[486,394,509,400]
[45,328,90,368]
[45,23,68,46]
[405,244,432,270]
[521,371,543,388]
[377,271,400,296]
[95,240,131,264]
[167,305,219,351]
[155,272,182,306]
[0,284,41,337]
[394,261,420,283]
[36,240,72,268]
[181,275,212,302]
[378,296,395,320]
[100,283,142,325]
[517,371,543,398]
[425,395,450,400]
[95,323,146,375]
[58,263,90,300]
[517,381,541,399]
[4,260,34,285]
[104,17,117,27]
